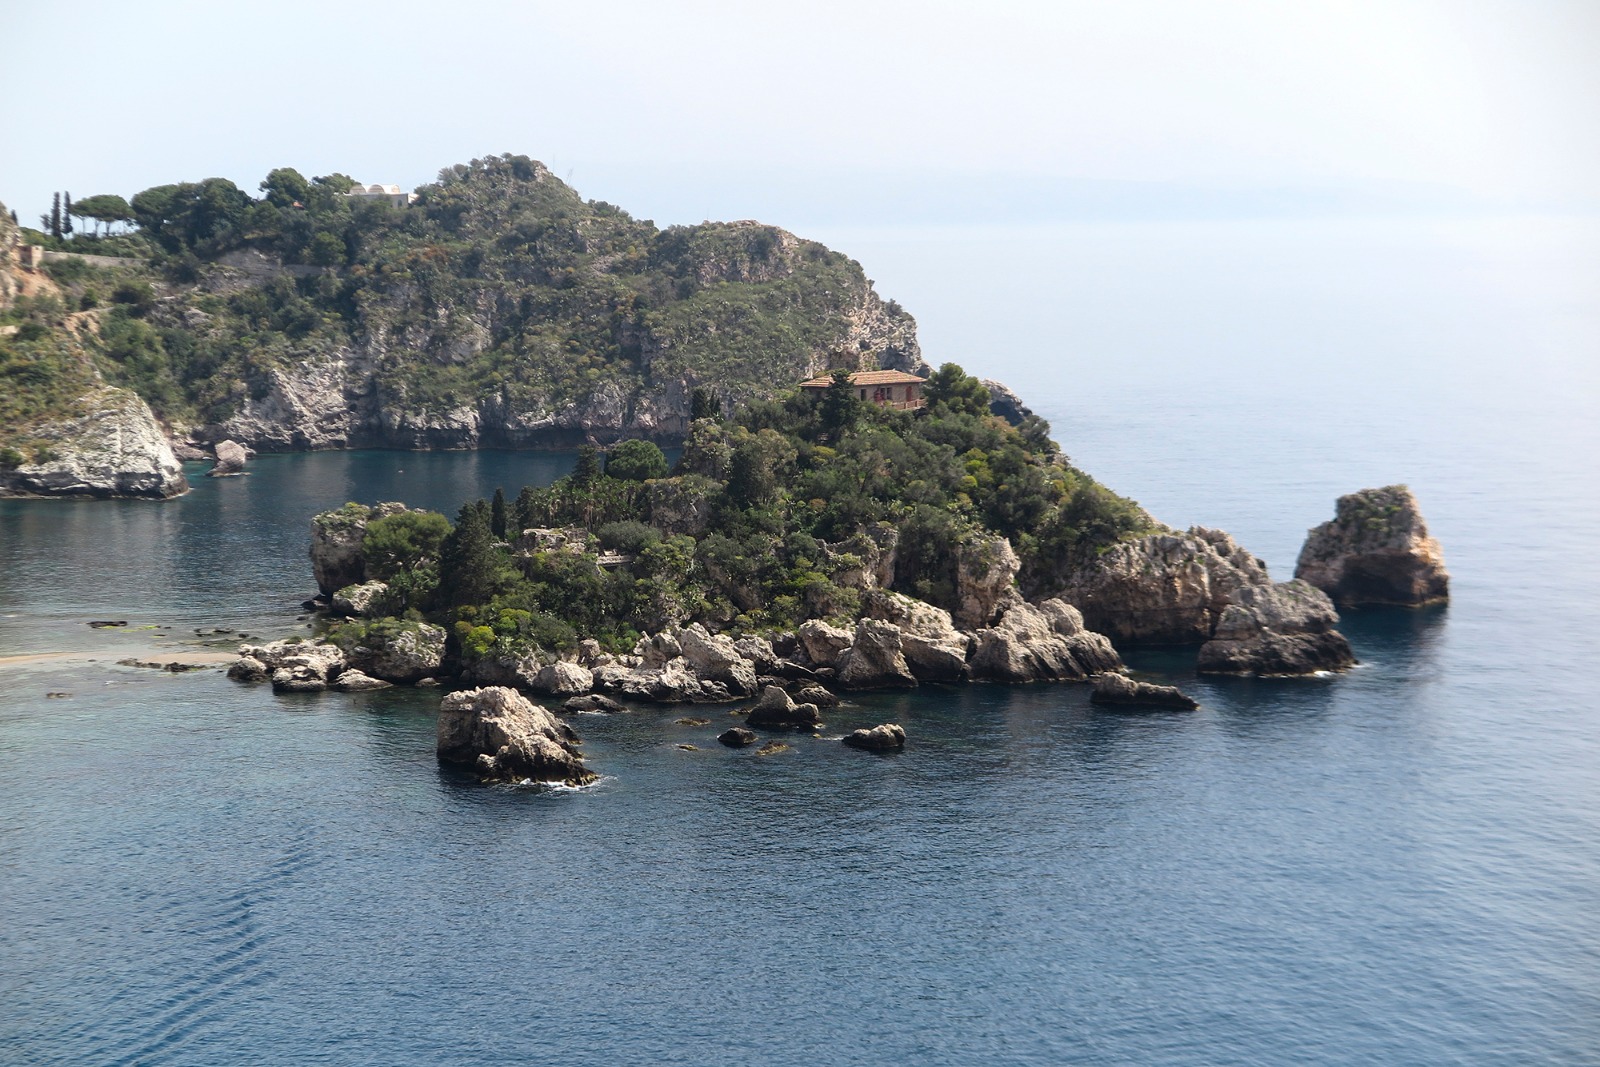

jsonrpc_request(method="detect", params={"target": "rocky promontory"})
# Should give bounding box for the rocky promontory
[0,386,188,500]
[1295,485,1449,607]
[1053,526,1355,676]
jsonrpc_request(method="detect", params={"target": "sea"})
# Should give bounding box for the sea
[1,215,1597,1066]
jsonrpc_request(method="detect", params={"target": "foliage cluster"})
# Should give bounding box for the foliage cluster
[348,366,1154,668]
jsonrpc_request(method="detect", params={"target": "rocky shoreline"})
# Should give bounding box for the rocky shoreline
[216,485,1451,785]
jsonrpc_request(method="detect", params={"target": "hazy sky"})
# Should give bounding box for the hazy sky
[2,0,1597,227]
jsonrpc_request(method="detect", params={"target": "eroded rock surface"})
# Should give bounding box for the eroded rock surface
[1295,485,1449,606]
[207,439,249,477]
[0,388,188,500]
[834,619,917,690]
[968,599,1122,683]
[436,686,594,785]
[1196,581,1356,676]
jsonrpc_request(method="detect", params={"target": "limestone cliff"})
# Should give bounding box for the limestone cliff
[0,205,187,499]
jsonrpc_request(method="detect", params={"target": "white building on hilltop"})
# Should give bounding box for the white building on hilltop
[346,183,417,208]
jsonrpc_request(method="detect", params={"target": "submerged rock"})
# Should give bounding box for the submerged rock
[1090,673,1198,710]
[436,686,594,785]
[842,723,907,751]
[562,693,626,713]
[332,668,393,692]
[718,726,759,747]
[1295,485,1449,607]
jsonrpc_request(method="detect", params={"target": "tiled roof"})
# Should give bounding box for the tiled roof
[800,369,927,388]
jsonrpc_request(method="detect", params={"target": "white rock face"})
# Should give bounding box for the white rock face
[0,387,187,499]
[436,686,594,784]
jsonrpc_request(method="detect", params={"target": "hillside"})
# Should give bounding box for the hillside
[0,154,922,469]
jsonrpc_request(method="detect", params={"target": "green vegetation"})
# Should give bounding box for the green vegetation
[347,366,1154,670]
[3,154,916,447]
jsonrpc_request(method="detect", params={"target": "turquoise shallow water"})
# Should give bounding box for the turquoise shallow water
[2,217,1598,1064]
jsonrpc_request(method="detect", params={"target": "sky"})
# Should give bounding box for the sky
[2,0,1597,229]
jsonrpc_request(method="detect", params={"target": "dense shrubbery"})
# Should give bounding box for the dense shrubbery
[356,366,1155,666]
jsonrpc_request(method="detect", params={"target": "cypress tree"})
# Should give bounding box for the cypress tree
[491,487,508,540]
[62,192,72,235]
[573,445,601,487]
[439,502,498,610]
[514,485,538,532]
[50,193,61,239]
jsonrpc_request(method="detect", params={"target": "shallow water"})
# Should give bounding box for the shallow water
[2,216,1597,1065]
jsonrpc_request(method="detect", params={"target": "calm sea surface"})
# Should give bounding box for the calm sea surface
[2,217,1597,1065]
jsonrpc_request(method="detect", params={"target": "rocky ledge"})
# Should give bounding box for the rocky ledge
[0,387,188,500]
[1090,673,1199,710]
[1295,485,1449,607]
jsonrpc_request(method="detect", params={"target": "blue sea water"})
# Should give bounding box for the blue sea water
[1,216,1598,1065]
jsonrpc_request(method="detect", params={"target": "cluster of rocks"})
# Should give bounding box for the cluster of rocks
[228,623,446,693]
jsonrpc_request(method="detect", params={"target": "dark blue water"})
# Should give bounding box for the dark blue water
[2,218,1598,1065]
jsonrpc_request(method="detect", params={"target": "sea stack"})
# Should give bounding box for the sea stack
[1295,486,1449,607]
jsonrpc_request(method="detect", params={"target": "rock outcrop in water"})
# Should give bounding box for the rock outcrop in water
[842,723,907,751]
[1090,673,1199,710]
[1053,527,1355,676]
[436,686,595,785]
[1295,485,1449,607]
[206,440,249,477]
[0,387,188,500]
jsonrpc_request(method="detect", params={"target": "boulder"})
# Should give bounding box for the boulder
[718,726,759,747]
[633,631,683,669]
[206,439,249,477]
[1196,580,1356,676]
[968,600,1123,683]
[791,683,840,708]
[1295,485,1449,606]
[240,639,346,692]
[676,624,758,695]
[562,693,626,714]
[530,661,594,697]
[744,685,823,730]
[343,621,447,684]
[0,387,188,500]
[863,590,970,682]
[332,669,393,692]
[331,580,389,618]
[460,649,543,690]
[436,686,595,785]
[226,655,268,683]
[1090,673,1198,710]
[834,619,917,689]
[796,619,853,668]
[732,635,780,674]
[842,723,907,751]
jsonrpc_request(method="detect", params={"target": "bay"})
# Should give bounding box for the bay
[1,216,1597,1065]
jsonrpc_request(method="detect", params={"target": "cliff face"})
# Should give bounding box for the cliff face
[0,204,187,499]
